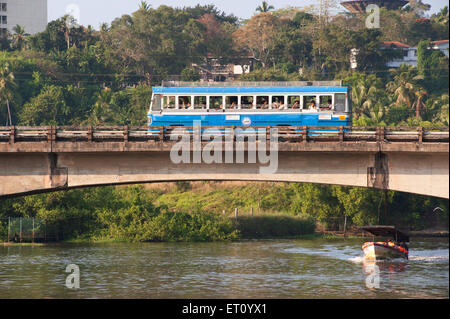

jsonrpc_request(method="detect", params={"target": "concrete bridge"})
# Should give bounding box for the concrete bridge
[0,126,448,199]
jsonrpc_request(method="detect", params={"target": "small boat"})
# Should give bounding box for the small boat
[361,226,409,260]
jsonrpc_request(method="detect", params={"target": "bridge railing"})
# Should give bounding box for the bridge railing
[0,126,448,143]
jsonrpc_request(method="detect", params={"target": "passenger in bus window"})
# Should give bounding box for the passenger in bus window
[327,99,333,110]
[292,100,300,109]
[309,100,317,111]
[262,100,269,109]
[230,101,236,109]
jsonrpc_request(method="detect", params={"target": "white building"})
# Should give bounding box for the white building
[383,41,418,68]
[350,40,449,69]
[1,0,47,35]
[431,40,449,58]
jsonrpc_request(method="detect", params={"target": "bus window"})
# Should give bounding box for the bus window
[179,96,191,110]
[303,96,317,111]
[151,94,162,112]
[273,96,284,110]
[194,96,207,110]
[165,96,176,109]
[209,96,223,110]
[335,94,346,112]
[320,96,333,110]
[288,96,301,109]
[241,96,253,109]
[226,96,238,110]
[256,96,269,109]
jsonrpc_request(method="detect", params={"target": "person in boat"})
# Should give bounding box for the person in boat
[400,242,409,251]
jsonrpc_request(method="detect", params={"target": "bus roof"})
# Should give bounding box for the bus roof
[153,86,348,95]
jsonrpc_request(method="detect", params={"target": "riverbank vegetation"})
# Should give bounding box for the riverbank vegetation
[0,183,448,243]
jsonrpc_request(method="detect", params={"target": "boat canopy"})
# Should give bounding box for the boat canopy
[361,226,410,242]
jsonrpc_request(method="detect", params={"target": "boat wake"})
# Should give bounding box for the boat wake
[409,255,449,262]
[348,256,365,264]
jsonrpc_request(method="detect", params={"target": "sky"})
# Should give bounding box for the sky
[48,0,449,29]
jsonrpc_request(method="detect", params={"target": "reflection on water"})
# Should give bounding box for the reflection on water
[0,238,448,299]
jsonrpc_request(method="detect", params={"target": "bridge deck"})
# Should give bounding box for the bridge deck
[0,126,448,153]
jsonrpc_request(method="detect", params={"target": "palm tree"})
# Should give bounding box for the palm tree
[387,65,430,119]
[432,6,449,25]
[139,1,151,11]
[412,88,428,118]
[352,76,380,118]
[387,66,417,109]
[11,25,29,51]
[256,1,275,13]
[0,63,16,126]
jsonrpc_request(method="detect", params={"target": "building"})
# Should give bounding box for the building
[1,0,47,35]
[340,0,409,14]
[192,54,254,82]
[350,40,449,69]
[382,41,418,68]
[431,40,449,58]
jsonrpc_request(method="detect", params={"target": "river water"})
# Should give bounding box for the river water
[0,238,448,299]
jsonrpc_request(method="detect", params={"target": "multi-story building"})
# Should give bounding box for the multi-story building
[0,0,47,35]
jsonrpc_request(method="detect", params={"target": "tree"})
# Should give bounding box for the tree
[345,73,387,120]
[431,6,449,26]
[11,25,29,51]
[139,1,151,11]
[233,13,280,68]
[429,94,449,125]
[197,13,234,59]
[181,67,200,81]
[19,85,68,125]
[256,1,275,13]
[0,63,16,126]
[387,65,418,108]
[412,87,428,118]
[387,65,428,119]
[417,40,449,93]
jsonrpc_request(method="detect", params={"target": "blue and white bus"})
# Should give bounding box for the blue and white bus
[147,81,352,130]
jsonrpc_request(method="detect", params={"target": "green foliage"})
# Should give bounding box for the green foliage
[19,85,68,125]
[235,215,315,238]
[1,182,445,243]
[143,211,239,242]
[180,67,200,82]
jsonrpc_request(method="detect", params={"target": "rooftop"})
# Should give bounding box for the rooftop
[382,41,411,48]
[160,81,344,87]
